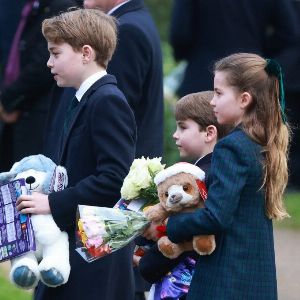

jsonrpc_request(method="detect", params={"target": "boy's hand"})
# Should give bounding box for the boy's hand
[142,221,161,241]
[16,192,51,214]
[132,254,141,267]
[0,103,20,123]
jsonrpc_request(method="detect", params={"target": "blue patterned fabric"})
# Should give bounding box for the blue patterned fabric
[167,127,277,300]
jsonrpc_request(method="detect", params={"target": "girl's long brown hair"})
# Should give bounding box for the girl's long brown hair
[214,53,290,220]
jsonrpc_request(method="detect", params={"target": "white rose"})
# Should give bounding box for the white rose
[131,166,151,190]
[121,176,139,199]
[147,157,165,174]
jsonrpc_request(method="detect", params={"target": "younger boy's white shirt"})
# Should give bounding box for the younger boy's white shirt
[75,70,107,102]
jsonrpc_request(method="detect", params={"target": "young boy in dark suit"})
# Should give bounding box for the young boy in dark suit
[17,8,136,300]
[134,91,230,299]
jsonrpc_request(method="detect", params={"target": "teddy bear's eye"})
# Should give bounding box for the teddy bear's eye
[165,191,169,197]
[183,185,189,192]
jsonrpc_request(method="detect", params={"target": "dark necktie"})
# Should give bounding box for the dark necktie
[4,0,35,87]
[63,96,79,135]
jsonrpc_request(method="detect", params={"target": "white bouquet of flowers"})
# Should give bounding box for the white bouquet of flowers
[115,157,165,212]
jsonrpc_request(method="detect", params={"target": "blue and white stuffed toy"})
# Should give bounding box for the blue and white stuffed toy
[0,154,70,289]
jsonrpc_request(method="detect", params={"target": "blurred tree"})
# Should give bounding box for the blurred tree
[144,0,171,41]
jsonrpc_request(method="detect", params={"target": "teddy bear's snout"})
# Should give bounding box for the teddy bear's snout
[169,193,182,204]
[25,176,36,185]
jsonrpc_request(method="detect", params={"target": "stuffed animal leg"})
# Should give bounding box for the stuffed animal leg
[31,214,70,287]
[38,231,70,287]
[157,234,216,259]
[10,251,41,289]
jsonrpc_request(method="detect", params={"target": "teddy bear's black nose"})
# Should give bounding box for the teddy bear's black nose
[25,176,36,185]
[169,193,182,204]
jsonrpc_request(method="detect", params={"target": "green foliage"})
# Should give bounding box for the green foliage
[162,41,179,167]
[162,99,179,167]
[144,0,172,42]
[138,169,160,205]
[162,41,177,76]
[0,268,32,300]
[275,193,300,228]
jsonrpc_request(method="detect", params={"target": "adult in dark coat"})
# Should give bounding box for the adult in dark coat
[0,0,76,171]
[169,0,299,97]
[107,0,164,158]
[0,0,25,145]
[105,2,164,297]
[0,0,25,82]
[265,0,300,189]
[36,74,137,300]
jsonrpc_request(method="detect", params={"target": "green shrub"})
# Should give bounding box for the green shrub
[0,268,32,300]
[275,193,300,228]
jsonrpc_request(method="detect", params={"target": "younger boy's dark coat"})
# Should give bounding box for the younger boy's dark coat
[139,153,212,283]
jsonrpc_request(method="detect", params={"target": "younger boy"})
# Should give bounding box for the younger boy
[16,9,136,300]
[135,91,230,295]
[173,91,229,173]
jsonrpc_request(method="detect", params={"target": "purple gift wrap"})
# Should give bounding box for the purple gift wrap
[153,257,196,300]
[0,179,35,262]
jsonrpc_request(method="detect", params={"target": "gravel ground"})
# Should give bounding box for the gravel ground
[0,228,299,299]
[274,228,300,300]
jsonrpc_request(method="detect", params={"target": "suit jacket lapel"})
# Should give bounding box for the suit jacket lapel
[59,75,117,163]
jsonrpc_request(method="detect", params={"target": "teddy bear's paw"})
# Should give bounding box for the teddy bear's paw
[40,268,64,287]
[193,235,216,255]
[11,266,39,289]
[144,204,168,223]
[157,236,181,259]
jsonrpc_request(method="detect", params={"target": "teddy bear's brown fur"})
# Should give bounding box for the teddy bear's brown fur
[145,172,215,259]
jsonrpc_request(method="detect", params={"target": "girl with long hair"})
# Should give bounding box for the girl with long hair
[166,53,290,299]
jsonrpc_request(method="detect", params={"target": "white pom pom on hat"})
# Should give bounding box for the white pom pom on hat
[154,162,205,186]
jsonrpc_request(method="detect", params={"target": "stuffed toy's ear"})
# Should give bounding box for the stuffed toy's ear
[49,166,68,192]
[0,171,17,185]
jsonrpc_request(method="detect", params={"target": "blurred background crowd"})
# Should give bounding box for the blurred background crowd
[1,0,300,190]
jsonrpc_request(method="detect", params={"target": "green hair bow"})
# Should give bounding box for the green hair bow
[265,58,287,123]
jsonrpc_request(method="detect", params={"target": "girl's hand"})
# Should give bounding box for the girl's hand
[16,192,51,214]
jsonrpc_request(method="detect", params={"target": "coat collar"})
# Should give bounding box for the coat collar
[110,0,144,18]
[59,74,117,162]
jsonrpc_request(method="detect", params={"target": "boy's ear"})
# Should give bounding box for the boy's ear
[205,125,217,142]
[81,45,94,63]
[240,92,252,109]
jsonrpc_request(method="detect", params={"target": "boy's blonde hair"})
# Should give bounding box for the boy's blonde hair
[214,53,290,220]
[175,91,231,139]
[42,8,117,68]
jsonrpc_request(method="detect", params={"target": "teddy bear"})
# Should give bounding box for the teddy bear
[145,162,216,259]
[0,154,70,289]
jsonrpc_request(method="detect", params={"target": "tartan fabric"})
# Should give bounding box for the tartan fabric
[167,127,277,300]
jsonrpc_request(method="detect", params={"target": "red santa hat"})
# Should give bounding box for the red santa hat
[154,162,205,186]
